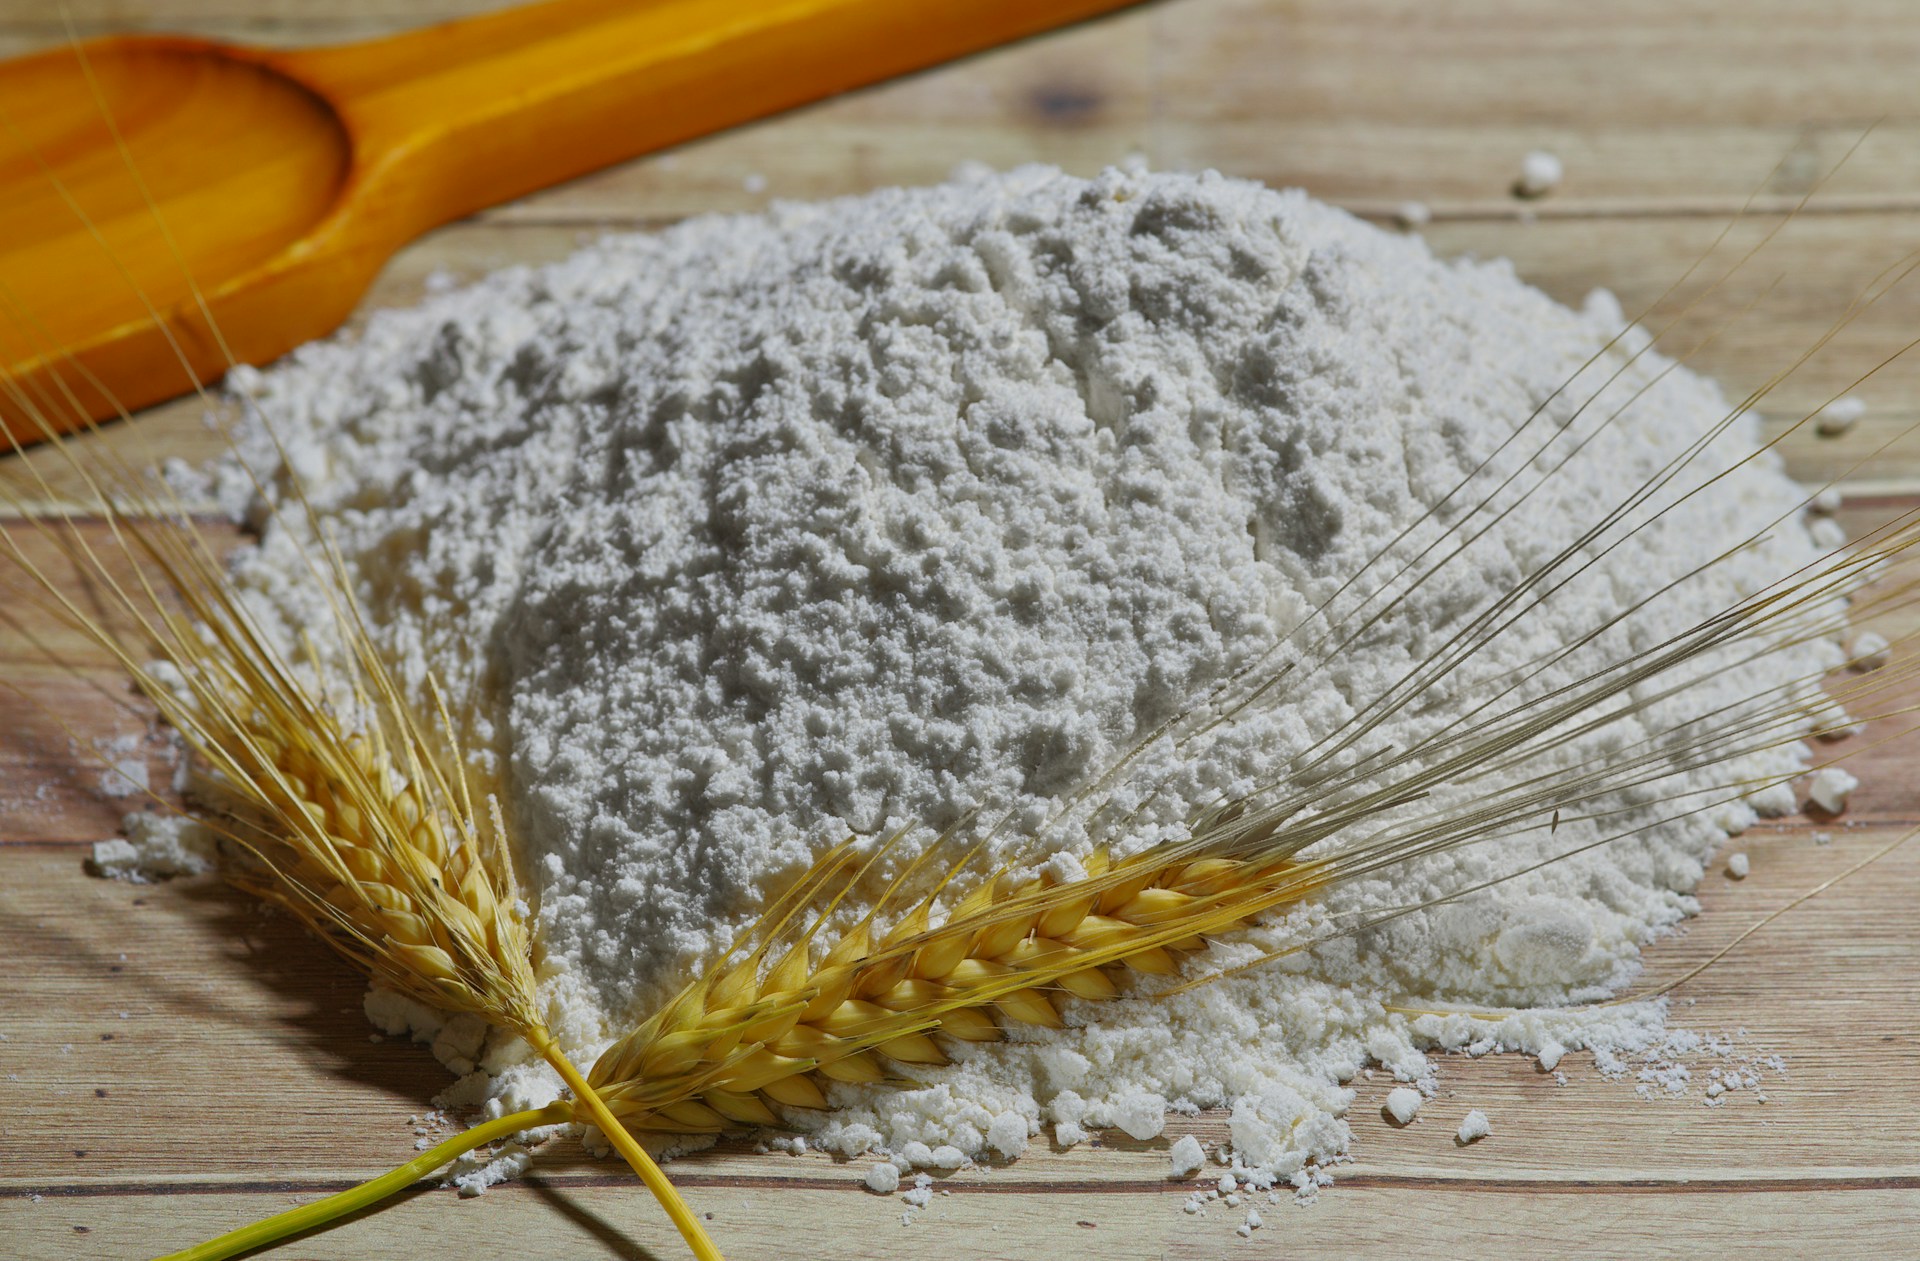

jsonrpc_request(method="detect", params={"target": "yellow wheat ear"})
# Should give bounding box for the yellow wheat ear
[585,837,1332,1129]
[0,403,722,1261]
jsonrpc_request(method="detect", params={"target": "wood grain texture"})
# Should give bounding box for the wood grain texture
[2,1,1919,1257]
[3,820,1917,1254]
[16,1182,1919,1261]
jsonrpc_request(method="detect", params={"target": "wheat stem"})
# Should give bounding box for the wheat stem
[151,1102,571,1261]
[147,1035,729,1261]
[531,1031,725,1261]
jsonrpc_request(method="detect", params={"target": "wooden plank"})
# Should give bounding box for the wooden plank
[8,1179,1920,1261]
[2,816,1916,1184]
[10,2,1920,213]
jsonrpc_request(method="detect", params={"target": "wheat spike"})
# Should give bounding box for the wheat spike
[584,839,1329,1129]
[212,685,543,1029]
[0,439,722,1261]
[0,432,723,1261]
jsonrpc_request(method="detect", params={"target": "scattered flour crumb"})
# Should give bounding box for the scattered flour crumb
[1725,852,1750,880]
[98,759,149,798]
[901,1174,934,1209]
[1383,1087,1423,1126]
[1515,149,1563,197]
[864,1163,901,1194]
[88,814,219,882]
[449,1142,532,1197]
[1455,1110,1492,1144]
[1815,395,1866,436]
[985,1110,1029,1160]
[1169,1134,1206,1177]
[1112,1093,1168,1141]
[1812,701,1863,743]
[1394,200,1431,228]
[1849,631,1890,671]
[1807,767,1859,815]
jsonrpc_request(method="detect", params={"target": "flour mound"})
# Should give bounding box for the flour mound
[225,165,1837,1176]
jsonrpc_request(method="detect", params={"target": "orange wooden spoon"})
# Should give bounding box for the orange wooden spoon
[0,0,1139,445]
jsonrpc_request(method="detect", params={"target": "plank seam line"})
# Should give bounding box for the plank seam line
[14,1173,1920,1200]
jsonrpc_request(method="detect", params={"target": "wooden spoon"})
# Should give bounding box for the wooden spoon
[0,0,1139,445]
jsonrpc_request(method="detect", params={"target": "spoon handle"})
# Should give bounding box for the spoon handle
[275,0,1141,235]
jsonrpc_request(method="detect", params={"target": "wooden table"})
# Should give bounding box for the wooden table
[3,3,1917,1257]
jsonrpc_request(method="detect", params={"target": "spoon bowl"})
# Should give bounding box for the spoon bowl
[0,38,350,431]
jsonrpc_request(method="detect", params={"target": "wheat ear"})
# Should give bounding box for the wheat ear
[0,420,722,1261]
[583,834,1327,1127]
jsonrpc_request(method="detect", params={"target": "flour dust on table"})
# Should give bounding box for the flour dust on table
[166,163,1841,1183]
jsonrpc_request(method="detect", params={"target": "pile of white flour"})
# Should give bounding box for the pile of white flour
[208,164,1840,1180]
